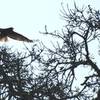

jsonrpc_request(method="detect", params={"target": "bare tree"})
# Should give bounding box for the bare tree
[0,4,100,100]
[38,4,100,100]
[0,43,44,100]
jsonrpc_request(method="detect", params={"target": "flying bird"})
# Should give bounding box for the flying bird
[0,27,33,42]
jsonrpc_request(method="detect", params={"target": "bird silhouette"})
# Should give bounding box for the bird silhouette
[0,27,33,42]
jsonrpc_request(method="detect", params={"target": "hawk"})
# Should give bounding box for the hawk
[0,27,33,42]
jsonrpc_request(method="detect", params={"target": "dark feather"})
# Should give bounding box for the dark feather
[8,31,33,42]
[0,27,33,42]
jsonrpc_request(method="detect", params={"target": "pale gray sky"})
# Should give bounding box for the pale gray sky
[0,0,99,47]
[0,0,62,39]
[0,0,63,49]
[0,0,99,96]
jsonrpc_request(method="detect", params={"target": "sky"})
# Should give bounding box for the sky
[0,1,99,64]
[0,0,100,97]
[0,0,99,72]
[0,0,99,48]
[0,0,62,46]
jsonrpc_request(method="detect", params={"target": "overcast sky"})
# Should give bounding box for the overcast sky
[0,0,99,49]
[0,0,99,92]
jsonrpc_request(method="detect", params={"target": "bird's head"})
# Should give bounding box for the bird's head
[8,27,14,30]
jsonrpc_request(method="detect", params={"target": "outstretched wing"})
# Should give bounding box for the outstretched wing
[7,31,33,42]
